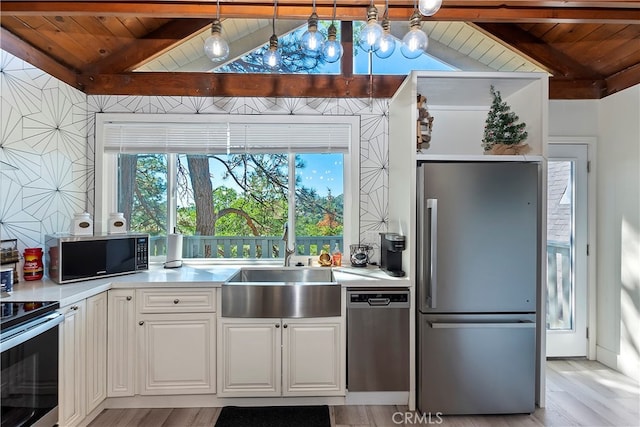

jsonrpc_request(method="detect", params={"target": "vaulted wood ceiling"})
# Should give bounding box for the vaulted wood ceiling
[1,1,639,99]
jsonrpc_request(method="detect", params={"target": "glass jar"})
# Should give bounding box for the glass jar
[23,247,44,281]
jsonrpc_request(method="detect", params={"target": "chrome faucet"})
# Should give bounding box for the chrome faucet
[282,223,295,266]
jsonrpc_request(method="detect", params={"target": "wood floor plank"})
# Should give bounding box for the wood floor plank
[136,408,172,427]
[88,360,639,427]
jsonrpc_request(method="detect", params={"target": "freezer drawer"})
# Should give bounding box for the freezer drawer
[417,314,536,415]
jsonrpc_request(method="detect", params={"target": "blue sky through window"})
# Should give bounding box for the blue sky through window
[220,21,455,75]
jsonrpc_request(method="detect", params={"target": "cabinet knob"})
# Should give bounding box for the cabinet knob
[126,296,132,301]
[71,305,78,311]
[275,323,280,328]
[283,324,288,328]
[139,321,144,326]
[173,299,180,304]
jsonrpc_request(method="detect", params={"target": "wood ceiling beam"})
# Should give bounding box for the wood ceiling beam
[85,18,211,74]
[2,2,640,24]
[76,72,406,98]
[0,26,82,90]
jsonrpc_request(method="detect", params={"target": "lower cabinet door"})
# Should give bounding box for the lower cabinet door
[138,313,216,395]
[85,292,108,414]
[59,301,86,427]
[282,318,344,396]
[217,318,281,397]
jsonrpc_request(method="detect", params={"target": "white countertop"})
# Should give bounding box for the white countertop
[2,264,410,306]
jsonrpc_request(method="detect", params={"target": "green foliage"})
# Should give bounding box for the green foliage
[482,85,528,151]
[125,154,167,235]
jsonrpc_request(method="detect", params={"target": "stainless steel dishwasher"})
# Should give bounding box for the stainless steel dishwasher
[347,289,410,391]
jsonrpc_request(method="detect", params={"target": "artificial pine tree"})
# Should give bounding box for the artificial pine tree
[482,85,528,153]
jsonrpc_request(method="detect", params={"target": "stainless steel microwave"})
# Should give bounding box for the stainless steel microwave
[45,233,149,284]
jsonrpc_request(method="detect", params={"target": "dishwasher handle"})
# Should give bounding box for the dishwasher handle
[367,298,391,306]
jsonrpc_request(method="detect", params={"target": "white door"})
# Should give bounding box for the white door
[282,318,344,396]
[59,301,86,427]
[85,292,108,414]
[217,318,281,397]
[138,313,216,395]
[107,290,136,397]
[546,143,588,357]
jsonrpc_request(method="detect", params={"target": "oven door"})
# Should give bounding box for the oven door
[1,312,63,427]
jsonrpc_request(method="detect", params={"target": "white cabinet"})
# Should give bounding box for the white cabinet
[283,318,343,396]
[59,300,86,427]
[107,288,217,397]
[85,292,107,414]
[137,312,216,395]
[218,317,344,397]
[217,318,281,396]
[107,289,136,397]
[59,293,108,427]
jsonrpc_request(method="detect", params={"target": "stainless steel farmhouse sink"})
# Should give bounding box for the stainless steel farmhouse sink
[222,267,340,318]
[227,267,334,283]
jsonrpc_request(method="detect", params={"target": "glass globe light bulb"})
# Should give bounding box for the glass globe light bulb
[203,19,229,62]
[300,12,325,57]
[262,35,281,68]
[374,18,396,59]
[322,23,343,63]
[358,5,383,52]
[418,0,443,17]
[401,12,428,59]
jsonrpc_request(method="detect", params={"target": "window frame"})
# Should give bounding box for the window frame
[95,113,360,264]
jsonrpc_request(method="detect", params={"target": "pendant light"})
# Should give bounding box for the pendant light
[262,0,281,69]
[358,2,383,52]
[418,0,443,16]
[401,7,428,59]
[374,2,396,59]
[322,0,343,63]
[203,0,230,62]
[300,0,324,57]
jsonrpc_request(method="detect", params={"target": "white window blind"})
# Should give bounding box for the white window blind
[101,115,352,154]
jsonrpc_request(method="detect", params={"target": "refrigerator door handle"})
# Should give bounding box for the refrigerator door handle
[426,198,438,309]
[428,321,535,329]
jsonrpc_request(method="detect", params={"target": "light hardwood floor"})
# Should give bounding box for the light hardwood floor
[88,360,639,427]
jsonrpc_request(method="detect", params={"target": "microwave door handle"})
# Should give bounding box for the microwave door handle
[427,198,438,309]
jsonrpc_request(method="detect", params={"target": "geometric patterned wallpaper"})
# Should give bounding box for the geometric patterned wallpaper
[0,50,89,253]
[1,49,390,260]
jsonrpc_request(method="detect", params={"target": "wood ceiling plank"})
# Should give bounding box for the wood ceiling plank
[576,25,640,74]
[4,15,88,70]
[605,61,640,96]
[76,72,406,98]
[85,18,212,74]
[94,15,138,39]
[42,15,108,63]
[523,23,557,39]
[539,23,604,44]
[476,22,603,79]
[0,26,81,89]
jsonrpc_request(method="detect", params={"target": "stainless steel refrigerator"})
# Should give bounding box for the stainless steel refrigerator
[416,161,540,415]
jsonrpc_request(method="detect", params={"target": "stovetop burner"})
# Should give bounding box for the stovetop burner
[1,301,60,332]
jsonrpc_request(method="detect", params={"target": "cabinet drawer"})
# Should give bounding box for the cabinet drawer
[137,289,216,313]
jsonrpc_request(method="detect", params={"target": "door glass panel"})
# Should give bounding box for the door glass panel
[546,160,575,331]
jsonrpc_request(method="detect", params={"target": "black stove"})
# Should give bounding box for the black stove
[1,301,60,332]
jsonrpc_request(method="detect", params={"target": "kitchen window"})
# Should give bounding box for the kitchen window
[95,114,359,263]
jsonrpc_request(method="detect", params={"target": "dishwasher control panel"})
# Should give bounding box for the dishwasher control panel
[348,290,410,307]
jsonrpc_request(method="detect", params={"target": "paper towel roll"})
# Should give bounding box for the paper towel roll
[165,233,183,268]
